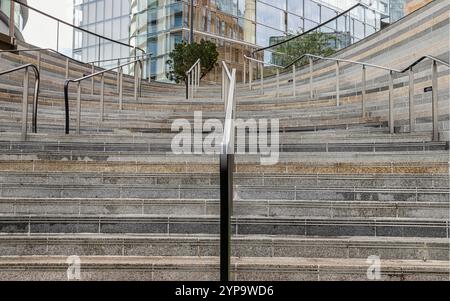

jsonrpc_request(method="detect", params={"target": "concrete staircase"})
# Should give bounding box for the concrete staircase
[0,2,449,280]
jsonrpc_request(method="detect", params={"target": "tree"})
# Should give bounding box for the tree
[166,39,219,84]
[272,31,337,67]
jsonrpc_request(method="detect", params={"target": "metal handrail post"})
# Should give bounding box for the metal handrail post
[56,21,60,52]
[119,67,124,110]
[148,56,152,83]
[260,62,264,95]
[249,60,253,90]
[37,52,41,72]
[1,64,40,138]
[191,69,195,97]
[409,67,415,133]
[388,71,394,134]
[134,61,139,101]
[76,82,81,135]
[100,74,104,122]
[309,57,314,99]
[65,58,69,79]
[292,64,296,97]
[243,58,246,84]
[197,62,201,90]
[219,62,236,282]
[431,60,439,141]
[362,65,366,117]
[21,68,29,141]
[140,58,145,97]
[276,69,279,98]
[336,61,340,106]
[91,65,95,95]
[187,73,191,100]
[117,59,121,93]
[193,66,196,94]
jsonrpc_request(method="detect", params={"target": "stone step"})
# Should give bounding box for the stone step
[0,255,447,281]
[0,198,447,219]
[0,235,447,261]
[0,142,446,157]
[0,129,435,144]
[0,158,446,174]
[0,215,448,238]
[0,172,446,188]
[0,184,447,202]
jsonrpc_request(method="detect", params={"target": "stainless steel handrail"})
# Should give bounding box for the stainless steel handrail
[0,63,40,141]
[87,53,152,65]
[186,59,201,100]
[219,61,236,282]
[243,55,283,95]
[0,48,152,81]
[221,61,237,154]
[64,57,144,135]
[0,47,78,77]
[285,53,401,72]
[244,52,450,141]
[88,53,153,88]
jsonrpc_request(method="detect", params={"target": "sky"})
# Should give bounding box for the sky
[22,0,74,56]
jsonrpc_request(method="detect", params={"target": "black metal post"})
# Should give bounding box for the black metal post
[219,153,233,282]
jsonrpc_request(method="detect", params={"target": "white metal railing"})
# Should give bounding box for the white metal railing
[64,57,145,135]
[244,55,283,96]
[221,61,237,155]
[244,53,450,141]
[219,60,237,281]
[186,59,201,100]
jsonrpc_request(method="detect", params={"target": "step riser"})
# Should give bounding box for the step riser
[0,264,446,281]
[0,239,447,261]
[0,218,447,238]
[0,186,448,202]
[0,174,448,188]
[0,201,448,219]
[0,143,447,155]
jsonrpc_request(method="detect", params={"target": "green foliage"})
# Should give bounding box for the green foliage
[273,31,337,66]
[166,39,219,83]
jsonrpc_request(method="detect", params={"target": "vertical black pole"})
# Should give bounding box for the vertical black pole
[219,153,233,282]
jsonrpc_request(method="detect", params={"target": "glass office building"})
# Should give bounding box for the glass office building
[74,0,392,82]
[73,0,131,66]
[389,0,406,22]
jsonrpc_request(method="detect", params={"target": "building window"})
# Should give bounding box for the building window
[256,1,285,32]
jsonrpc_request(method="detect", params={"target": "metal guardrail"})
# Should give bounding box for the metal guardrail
[0,63,40,141]
[244,54,450,141]
[0,47,76,78]
[0,48,153,93]
[88,54,152,83]
[186,59,201,100]
[64,56,146,135]
[86,54,151,95]
[219,61,236,282]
